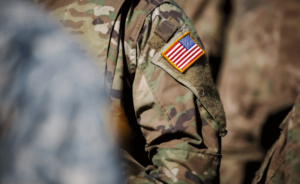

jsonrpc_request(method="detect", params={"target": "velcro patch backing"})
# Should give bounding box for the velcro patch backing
[147,17,181,52]
[155,20,178,42]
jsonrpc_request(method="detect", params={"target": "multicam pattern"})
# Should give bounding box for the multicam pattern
[252,94,300,184]
[132,3,225,183]
[216,0,300,183]
[154,1,300,184]
[37,0,227,183]
[174,0,300,183]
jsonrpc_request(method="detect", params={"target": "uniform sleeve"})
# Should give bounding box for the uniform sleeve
[285,96,300,183]
[129,3,224,184]
[252,96,300,184]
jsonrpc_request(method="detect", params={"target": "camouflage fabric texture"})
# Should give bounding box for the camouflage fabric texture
[144,1,300,183]
[252,94,300,184]
[36,0,227,183]
[216,0,300,183]
[0,1,120,184]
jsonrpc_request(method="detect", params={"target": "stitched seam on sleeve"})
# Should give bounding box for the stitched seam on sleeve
[163,20,177,30]
[155,148,222,156]
[138,64,171,125]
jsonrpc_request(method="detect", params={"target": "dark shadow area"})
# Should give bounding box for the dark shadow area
[210,56,222,83]
[223,0,232,18]
[118,0,152,167]
[210,0,232,84]
[260,106,293,153]
[129,134,152,167]
[242,161,262,184]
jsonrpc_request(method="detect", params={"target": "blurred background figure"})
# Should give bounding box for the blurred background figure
[175,0,300,183]
[252,94,300,184]
[0,1,120,184]
[219,1,300,184]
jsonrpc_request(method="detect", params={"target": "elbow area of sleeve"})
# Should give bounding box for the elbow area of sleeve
[151,148,221,183]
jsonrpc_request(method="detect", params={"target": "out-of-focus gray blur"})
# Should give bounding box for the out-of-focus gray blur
[174,0,300,184]
[0,1,120,184]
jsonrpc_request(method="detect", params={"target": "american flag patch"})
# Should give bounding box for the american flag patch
[161,31,205,73]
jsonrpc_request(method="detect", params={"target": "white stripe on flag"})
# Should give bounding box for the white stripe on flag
[180,49,203,69]
[173,44,198,65]
[177,46,200,67]
[166,43,180,57]
[169,45,184,60]
[171,47,186,62]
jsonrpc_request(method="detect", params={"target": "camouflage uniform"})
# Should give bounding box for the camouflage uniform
[169,1,300,183]
[37,0,227,183]
[0,1,120,184]
[217,0,300,183]
[252,94,300,184]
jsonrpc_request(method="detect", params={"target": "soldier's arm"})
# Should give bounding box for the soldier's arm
[286,96,300,183]
[129,3,226,184]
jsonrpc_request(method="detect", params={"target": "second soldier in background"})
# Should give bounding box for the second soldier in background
[175,0,300,183]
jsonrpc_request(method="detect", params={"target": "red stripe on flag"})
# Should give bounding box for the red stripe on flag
[165,42,179,56]
[180,50,204,69]
[169,46,185,60]
[174,46,197,65]
[171,47,188,64]
[175,45,199,66]
[178,47,201,68]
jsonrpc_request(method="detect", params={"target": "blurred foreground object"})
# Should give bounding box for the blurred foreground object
[218,0,300,183]
[0,1,120,184]
[109,106,132,151]
[252,94,300,184]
